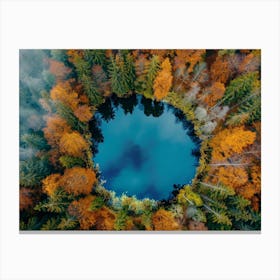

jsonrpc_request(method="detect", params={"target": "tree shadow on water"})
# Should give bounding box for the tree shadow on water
[139,95,164,117]
[97,98,115,122]
[169,105,201,146]
[89,116,104,156]
[118,94,138,115]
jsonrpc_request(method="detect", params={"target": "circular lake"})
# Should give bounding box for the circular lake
[91,94,200,200]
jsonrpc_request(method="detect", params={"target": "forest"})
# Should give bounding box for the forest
[20,49,261,231]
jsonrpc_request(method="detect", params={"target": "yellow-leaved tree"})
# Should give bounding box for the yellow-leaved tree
[59,131,89,157]
[153,58,173,101]
[210,126,256,162]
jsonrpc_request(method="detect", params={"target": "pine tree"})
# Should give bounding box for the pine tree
[41,217,60,230]
[124,53,136,91]
[80,74,104,106]
[57,216,78,230]
[20,156,51,187]
[34,188,73,213]
[222,72,259,106]
[21,132,49,151]
[59,155,85,168]
[144,55,160,97]
[56,102,86,133]
[114,209,130,230]
[226,93,261,126]
[84,49,107,69]
[109,55,130,95]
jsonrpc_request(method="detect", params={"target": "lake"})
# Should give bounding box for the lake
[91,94,200,200]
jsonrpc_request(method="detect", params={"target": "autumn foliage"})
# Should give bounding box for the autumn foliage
[204,82,225,107]
[48,59,71,82]
[68,196,97,229]
[43,115,71,147]
[20,188,34,211]
[210,126,256,161]
[174,50,205,73]
[42,173,61,196]
[73,105,93,122]
[68,196,116,230]
[59,131,89,157]
[210,55,231,83]
[60,167,97,195]
[209,166,248,190]
[153,58,173,101]
[50,81,79,111]
[152,209,180,230]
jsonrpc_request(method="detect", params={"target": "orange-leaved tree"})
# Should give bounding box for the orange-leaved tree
[210,126,256,162]
[153,58,173,101]
[174,50,206,73]
[73,105,93,122]
[208,166,248,191]
[152,208,180,230]
[68,195,97,229]
[50,81,79,111]
[48,59,71,82]
[60,167,96,195]
[68,195,115,230]
[20,188,34,211]
[204,82,225,107]
[210,55,231,84]
[94,207,116,230]
[238,165,261,201]
[59,131,89,157]
[42,173,61,196]
[43,115,71,147]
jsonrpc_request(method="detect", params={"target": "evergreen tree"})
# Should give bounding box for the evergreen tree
[226,93,261,126]
[56,102,87,133]
[124,53,136,91]
[21,132,49,151]
[20,155,51,187]
[84,49,108,70]
[59,155,85,168]
[34,188,74,213]
[109,53,136,95]
[144,55,160,97]
[222,72,259,106]
[80,74,104,106]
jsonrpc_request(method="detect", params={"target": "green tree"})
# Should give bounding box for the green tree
[56,102,87,133]
[34,188,73,213]
[222,72,259,106]
[20,156,51,187]
[109,53,136,95]
[21,132,49,151]
[80,74,104,106]
[57,216,78,230]
[59,155,85,168]
[226,93,261,126]
[84,49,108,69]
[114,209,129,230]
[125,53,136,91]
[144,55,160,97]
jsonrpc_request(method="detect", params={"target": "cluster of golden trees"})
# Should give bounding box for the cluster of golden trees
[20,49,261,230]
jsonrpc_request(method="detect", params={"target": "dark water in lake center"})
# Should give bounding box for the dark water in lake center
[92,94,200,200]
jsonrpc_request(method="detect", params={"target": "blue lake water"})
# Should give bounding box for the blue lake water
[93,94,199,200]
